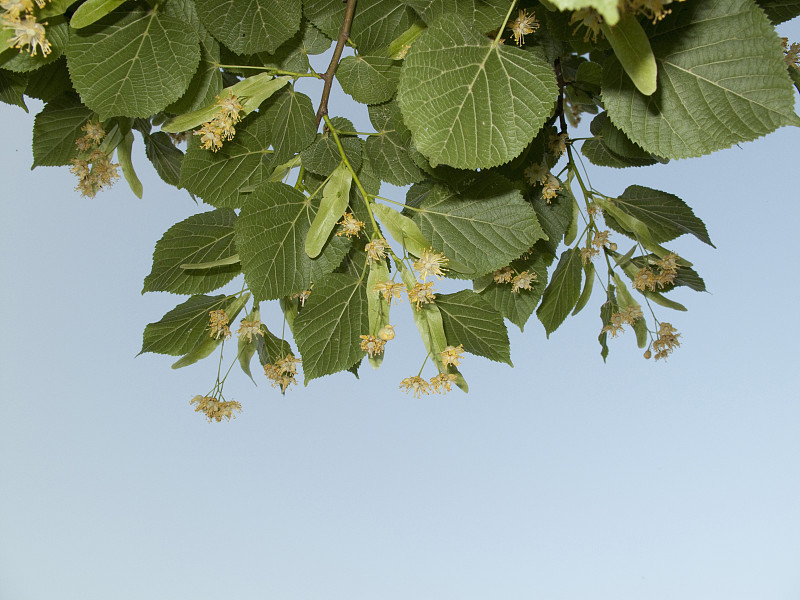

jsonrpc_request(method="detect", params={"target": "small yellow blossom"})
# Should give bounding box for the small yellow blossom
[373,280,404,304]
[429,373,457,394]
[493,266,514,284]
[413,248,449,281]
[602,305,644,337]
[195,121,224,152]
[275,353,301,375]
[336,212,365,238]
[643,350,652,359]
[190,395,242,423]
[441,344,464,367]
[633,253,680,291]
[237,319,262,343]
[399,375,430,398]
[507,9,539,46]
[524,162,548,186]
[569,8,603,43]
[365,238,389,262]
[80,120,105,146]
[624,0,685,24]
[407,281,436,310]
[215,94,243,123]
[264,354,301,392]
[549,132,569,157]
[587,203,603,218]
[360,334,386,357]
[1,0,35,18]
[395,43,412,59]
[653,322,680,360]
[208,309,231,340]
[581,247,599,264]
[541,174,562,203]
[7,15,51,56]
[69,150,120,198]
[378,324,395,341]
[511,270,537,293]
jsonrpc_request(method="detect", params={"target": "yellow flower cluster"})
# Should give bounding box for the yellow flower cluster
[264,354,301,392]
[413,248,448,281]
[365,238,389,262]
[541,174,562,203]
[633,253,680,291]
[359,334,386,357]
[407,281,436,310]
[1,0,51,57]
[291,284,313,307]
[208,309,231,340]
[507,9,539,46]
[373,280,404,304]
[336,212,365,238]
[511,270,537,293]
[194,93,244,152]
[569,8,603,43]
[69,120,121,198]
[652,322,680,360]
[190,395,242,423]
[549,132,569,157]
[582,229,617,264]
[624,0,686,24]
[440,345,464,367]
[602,305,644,337]
[236,318,262,343]
[523,162,548,186]
[493,266,514,284]
[399,373,458,397]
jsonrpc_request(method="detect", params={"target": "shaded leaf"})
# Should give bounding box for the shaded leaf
[143,209,240,295]
[144,131,183,187]
[336,55,401,105]
[32,93,91,167]
[435,290,511,365]
[536,248,582,336]
[141,294,235,356]
[195,0,301,54]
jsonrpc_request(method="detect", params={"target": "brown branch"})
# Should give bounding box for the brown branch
[315,0,358,128]
[553,58,568,134]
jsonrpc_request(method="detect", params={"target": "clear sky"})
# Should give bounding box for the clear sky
[1,17,799,600]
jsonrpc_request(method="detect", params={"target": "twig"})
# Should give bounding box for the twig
[315,0,358,127]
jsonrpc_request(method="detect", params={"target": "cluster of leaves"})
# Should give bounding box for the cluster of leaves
[4,0,799,403]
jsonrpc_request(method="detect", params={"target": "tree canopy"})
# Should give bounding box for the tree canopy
[2,0,798,420]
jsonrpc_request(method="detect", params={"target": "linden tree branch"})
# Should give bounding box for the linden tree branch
[315,0,358,127]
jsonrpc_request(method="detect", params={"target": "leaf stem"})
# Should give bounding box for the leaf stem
[315,0,358,126]
[493,0,518,46]
[215,64,319,78]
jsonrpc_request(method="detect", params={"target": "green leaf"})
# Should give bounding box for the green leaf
[116,129,142,198]
[235,182,350,300]
[435,290,512,365]
[372,202,432,258]
[39,0,80,19]
[66,6,199,118]
[546,0,620,25]
[31,94,92,167]
[0,69,27,111]
[612,273,647,348]
[140,294,234,356]
[255,324,293,366]
[754,0,800,23]
[24,58,75,102]
[301,117,363,176]
[70,0,127,28]
[144,131,183,188]
[195,0,300,54]
[294,273,368,382]
[397,15,558,169]
[166,26,222,114]
[261,86,316,168]
[336,55,401,105]
[306,163,352,258]
[366,259,391,369]
[305,0,418,53]
[403,0,509,33]
[412,175,546,277]
[172,293,249,369]
[0,16,69,73]
[603,0,800,159]
[143,209,240,295]
[601,12,657,96]
[604,185,714,247]
[179,111,274,209]
[536,248,583,336]
[180,255,241,270]
[365,101,424,186]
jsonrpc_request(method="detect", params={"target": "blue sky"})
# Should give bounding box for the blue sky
[1,16,799,600]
